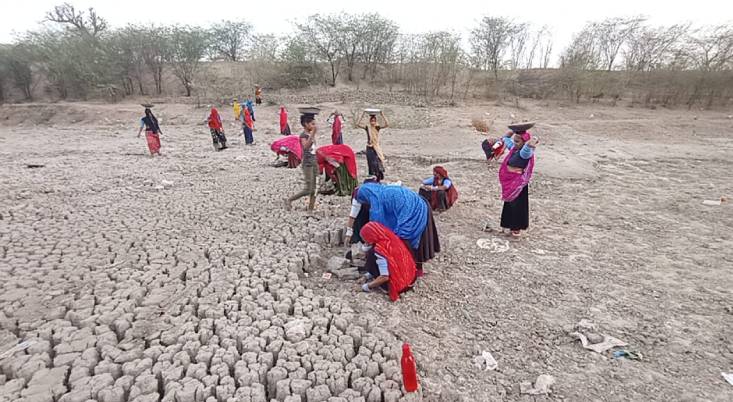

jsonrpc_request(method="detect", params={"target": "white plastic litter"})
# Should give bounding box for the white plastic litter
[722,372,733,386]
[702,199,722,206]
[473,351,498,371]
[571,331,627,353]
[520,374,555,395]
[476,238,510,253]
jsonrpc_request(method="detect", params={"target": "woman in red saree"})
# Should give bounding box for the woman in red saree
[279,105,291,135]
[206,107,227,151]
[136,106,162,156]
[359,222,417,302]
[270,135,302,168]
[327,110,344,145]
[418,166,458,211]
[316,144,358,196]
[241,107,254,145]
[498,130,538,237]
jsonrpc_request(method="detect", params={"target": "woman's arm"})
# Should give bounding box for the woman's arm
[380,111,389,128]
[356,112,366,129]
[137,120,144,137]
[432,178,452,191]
[344,199,362,244]
[363,275,389,291]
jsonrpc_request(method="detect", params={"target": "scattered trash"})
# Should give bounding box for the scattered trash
[722,372,733,386]
[571,331,628,353]
[589,114,595,119]
[321,272,332,280]
[520,374,555,395]
[702,199,722,206]
[473,351,498,371]
[612,350,643,360]
[476,238,510,253]
[26,164,45,169]
[161,180,174,188]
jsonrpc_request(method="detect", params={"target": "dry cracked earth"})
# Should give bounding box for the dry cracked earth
[0,98,732,402]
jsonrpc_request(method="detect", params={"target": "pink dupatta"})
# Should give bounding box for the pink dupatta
[498,147,534,202]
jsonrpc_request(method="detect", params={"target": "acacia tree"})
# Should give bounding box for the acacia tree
[508,27,528,70]
[169,26,210,96]
[209,20,252,61]
[295,15,342,86]
[593,17,646,71]
[525,26,553,69]
[4,44,36,100]
[686,25,733,71]
[139,26,172,95]
[45,2,107,40]
[358,14,399,80]
[470,16,516,79]
[104,26,147,96]
[624,24,688,71]
[561,27,600,70]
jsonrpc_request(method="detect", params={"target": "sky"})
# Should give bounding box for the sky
[2,0,731,57]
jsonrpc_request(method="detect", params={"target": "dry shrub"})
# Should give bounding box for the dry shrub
[471,118,492,133]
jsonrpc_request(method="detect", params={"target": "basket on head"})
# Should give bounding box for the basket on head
[298,107,321,116]
[508,121,535,133]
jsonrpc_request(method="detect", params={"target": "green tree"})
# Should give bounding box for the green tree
[169,26,210,96]
[209,20,252,61]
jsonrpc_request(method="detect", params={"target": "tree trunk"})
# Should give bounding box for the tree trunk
[23,84,32,101]
[329,61,337,87]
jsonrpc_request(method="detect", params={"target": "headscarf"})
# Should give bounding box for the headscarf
[331,114,342,145]
[355,183,428,249]
[360,222,416,302]
[142,108,160,134]
[270,135,303,161]
[499,131,535,202]
[208,107,222,130]
[317,144,357,179]
[279,106,288,133]
[433,166,448,179]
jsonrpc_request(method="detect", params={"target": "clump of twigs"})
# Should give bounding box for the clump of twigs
[471,117,492,133]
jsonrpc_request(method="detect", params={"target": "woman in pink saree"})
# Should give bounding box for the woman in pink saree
[498,129,539,237]
[270,135,303,168]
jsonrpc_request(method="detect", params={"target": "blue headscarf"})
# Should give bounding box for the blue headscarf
[355,183,428,249]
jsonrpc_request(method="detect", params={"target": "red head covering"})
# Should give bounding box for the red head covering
[270,135,303,160]
[360,222,416,302]
[316,144,358,179]
[433,166,448,179]
[208,107,222,130]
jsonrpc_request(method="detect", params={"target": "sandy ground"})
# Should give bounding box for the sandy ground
[0,98,732,402]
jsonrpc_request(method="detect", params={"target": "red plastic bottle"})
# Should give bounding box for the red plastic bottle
[401,343,419,392]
